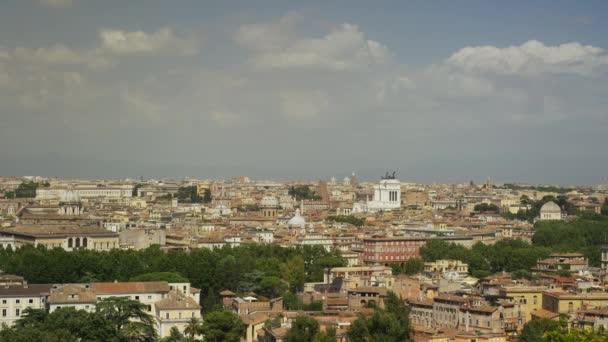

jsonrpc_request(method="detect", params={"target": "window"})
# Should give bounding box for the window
[16,309,20,316]
[166,313,169,319]
[2,300,5,304]
[15,299,20,304]
[135,296,139,300]
[533,296,538,305]
[148,295,152,300]
[28,299,33,304]
[1,309,5,317]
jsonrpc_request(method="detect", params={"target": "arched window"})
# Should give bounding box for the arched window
[75,238,80,248]
[568,302,574,313]
[83,238,88,248]
[68,238,73,248]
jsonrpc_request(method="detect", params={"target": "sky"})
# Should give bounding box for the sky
[1,0,607,184]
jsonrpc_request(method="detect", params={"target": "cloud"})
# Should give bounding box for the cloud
[236,15,389,70]
[38,0,73,8]
[9,44,110,69]
[100,27,199,56]
[447,40,608,76]
[280,91,330,119]
[211,110,239,127]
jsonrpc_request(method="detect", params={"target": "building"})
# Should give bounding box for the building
[360,177,402,213]
[362,236,426,265]
[498,285,546,323]
[0,283,53,328]
[0,225,120,251]
[538,201,562,221]
[536,253,588,273]
[424,260,469,277]
[260,196,279,219]
[542,291,608,316]
[155,290,202,337]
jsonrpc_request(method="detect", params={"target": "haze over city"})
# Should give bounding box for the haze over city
[1,0,607,183]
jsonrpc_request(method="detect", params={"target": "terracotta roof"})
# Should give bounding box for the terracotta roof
[240,312,269,325]
[531,308,559,320]
[48,284,97,304]
[92,281,169,294]
[155,290,200,310]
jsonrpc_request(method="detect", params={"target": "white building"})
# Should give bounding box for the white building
[354,177,401,213]
[539,201,562,221]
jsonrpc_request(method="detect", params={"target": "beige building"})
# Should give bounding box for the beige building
[499,285,546,322]
[0,225,120,251]
[424,259,469,276]
[543,291,608,316]
[0,283,52,328]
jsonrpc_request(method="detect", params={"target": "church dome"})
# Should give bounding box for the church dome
[59,187,80,203]
[288,209,306,226]
[540,201,561,213]
[260,196,279,208]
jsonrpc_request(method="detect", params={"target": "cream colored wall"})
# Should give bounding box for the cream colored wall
[0,295,46,328]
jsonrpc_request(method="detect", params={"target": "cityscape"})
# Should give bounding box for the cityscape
[2,1,608,341]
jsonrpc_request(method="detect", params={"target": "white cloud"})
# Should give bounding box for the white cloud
[280,91,330,119]
[39,0,73,8]
[100,27,199,56]
[447,40,608,76]
[236,15,389,71]
[10,44,110,69]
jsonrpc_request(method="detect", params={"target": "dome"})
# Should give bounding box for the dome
[59,187,80,203]
[288,209,306,226]
[260,196,279,208]
[540,201,561,213]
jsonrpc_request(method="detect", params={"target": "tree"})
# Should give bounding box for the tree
[474,203,500,212]
[313,326,336,342]
[284,316,320,342]
[403,258,424,275]
[257,276,288,298]
[518,318,560,342]
[202,189,212,203]
[96,297,156,341]
[160,327,186,342]
[14,181,40,198]
[282,256,306,292]
[347,292,411,342]
[184,317,204,341]
[200,310,244,342]
[543,328,606,342]
[602,198,608,216]
[129,272,189,283]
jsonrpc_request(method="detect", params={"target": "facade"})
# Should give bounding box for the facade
[365,179,402,212]
[424,260,469,276]
[362,236,426,265]
[498,286,545,322]
[0,225,120,251]
[542,291,608,316]
[538,201,562,221]
[0,283,52,328]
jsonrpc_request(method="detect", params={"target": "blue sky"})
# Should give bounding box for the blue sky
[0,0,607,184]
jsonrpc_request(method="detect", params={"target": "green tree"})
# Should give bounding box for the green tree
[184,317,204,341]
[313,326,336,342]
[200,310,245,342]
[96,297,156,341]
[282,256,306,292]
[285,316,320,342]
[403,258,424,275]
[160,326,186,342]
[14,181,40,198]
[347,292,411,342]
[518,318,560,342]
[129,272,189,283]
